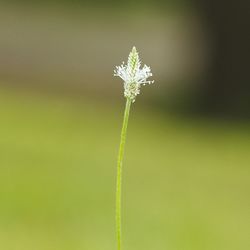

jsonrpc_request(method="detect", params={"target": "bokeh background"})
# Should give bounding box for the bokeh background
[0,1,249,250]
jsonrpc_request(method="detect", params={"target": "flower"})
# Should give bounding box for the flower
[114,46,154,102]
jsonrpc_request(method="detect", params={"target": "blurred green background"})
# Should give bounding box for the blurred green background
[0,1,250,250]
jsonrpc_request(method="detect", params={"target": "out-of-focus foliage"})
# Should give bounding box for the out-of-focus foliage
[0,88,249,250]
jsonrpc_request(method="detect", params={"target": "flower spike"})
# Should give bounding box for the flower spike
[114,46,154,102]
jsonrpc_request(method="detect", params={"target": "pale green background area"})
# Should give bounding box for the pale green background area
[0,88,249,250]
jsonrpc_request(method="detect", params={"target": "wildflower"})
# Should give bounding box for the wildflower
[114,46,154,102]
[114,46,154,250]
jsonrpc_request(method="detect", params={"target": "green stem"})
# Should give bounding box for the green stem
[116,98,132,250]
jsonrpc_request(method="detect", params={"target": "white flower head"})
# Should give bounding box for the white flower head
[114,46,154,102]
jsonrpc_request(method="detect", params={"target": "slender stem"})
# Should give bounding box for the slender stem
[116,98,132,250]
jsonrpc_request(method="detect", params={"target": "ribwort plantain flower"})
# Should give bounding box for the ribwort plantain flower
[114,46,154,102]
[114,47,154,250]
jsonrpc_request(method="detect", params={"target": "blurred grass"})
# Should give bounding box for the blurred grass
[0,87,249,250]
